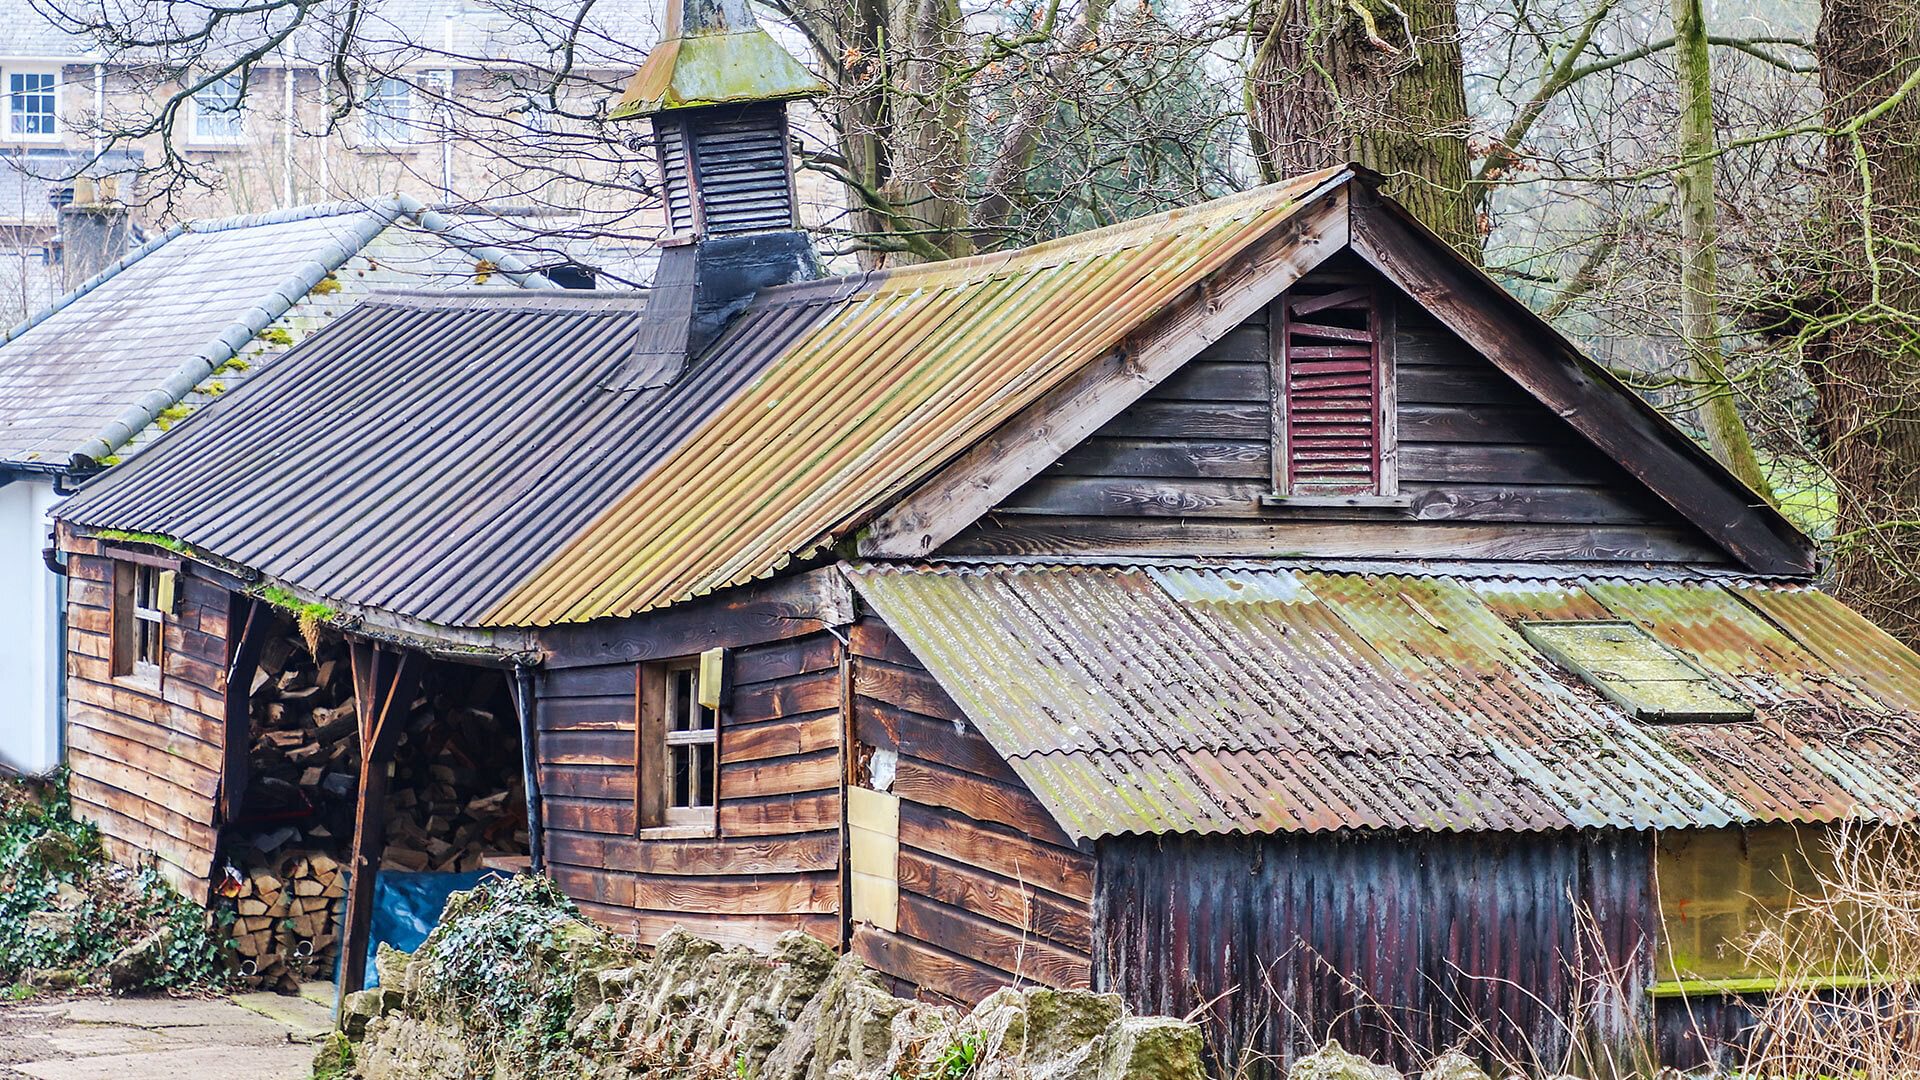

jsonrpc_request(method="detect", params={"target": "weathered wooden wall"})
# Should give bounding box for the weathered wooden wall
[63,545,231,903]
[1096,829,1657,1078]
[534,571,853,949]
[952,261,1722,564]
[847,616,1095,1004]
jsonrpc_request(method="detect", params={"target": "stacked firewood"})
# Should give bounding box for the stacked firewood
[241,633,361,858]
[225,851,346,991]
[382,704,529,873]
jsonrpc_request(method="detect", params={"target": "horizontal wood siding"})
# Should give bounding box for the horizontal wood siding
[536,629,843,950]
[63,550,230,903]
[963,263,1721,563]
[1097,829,1656,1078]
[848,617,1094,1005]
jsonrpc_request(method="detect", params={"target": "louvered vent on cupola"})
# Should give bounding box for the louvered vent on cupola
[1269,278,1398,501]
[652,103,796,238]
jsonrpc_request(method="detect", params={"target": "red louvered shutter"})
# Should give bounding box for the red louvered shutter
[1276,282,1384,497]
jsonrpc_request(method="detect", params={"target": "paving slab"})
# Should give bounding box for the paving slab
[0,992,322,1080]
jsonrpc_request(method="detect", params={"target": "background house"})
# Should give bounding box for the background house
[0,197,552,775]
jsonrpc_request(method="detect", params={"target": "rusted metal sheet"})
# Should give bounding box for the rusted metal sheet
[485,167,1350,625]
[849,563,1920,838]
[1096,828,1656,1077]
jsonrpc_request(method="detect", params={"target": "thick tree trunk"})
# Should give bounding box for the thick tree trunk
[1671,0,1774,500]
[1811,0,1920,640]
[1246,0,1475,256]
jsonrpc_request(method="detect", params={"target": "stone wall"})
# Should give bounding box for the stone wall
[329,875,1204,1080]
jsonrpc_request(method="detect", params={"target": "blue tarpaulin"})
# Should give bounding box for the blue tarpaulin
[362,869,494,986]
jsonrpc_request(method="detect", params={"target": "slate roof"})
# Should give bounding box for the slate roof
[849,561,1920,838]
[0,195,552,471]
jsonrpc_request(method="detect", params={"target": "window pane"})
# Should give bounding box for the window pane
[135,565,155,607]
[194,75,245,139]
[694,744,714,807]
[363,78,413,143]
[670,745,691,808]
[10,73,55,136]
[669,668,694,731]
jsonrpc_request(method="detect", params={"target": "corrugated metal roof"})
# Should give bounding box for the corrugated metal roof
[0,196,551,471]
[848,562,1920,839]
[486,167,1349,625]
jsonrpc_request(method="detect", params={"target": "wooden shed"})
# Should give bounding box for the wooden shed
[47,4,1920,1072]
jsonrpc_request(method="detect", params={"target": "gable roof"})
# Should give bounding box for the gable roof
[57,167,1814,631]
[0,195,553,472]
[850,561,1920,838]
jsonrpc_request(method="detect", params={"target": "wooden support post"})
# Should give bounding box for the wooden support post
[338,641,416,998]
[219,596,270,825]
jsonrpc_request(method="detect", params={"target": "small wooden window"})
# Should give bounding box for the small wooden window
[637,650,723,833]
[111,562,166,679]
[1270,280,1397,500]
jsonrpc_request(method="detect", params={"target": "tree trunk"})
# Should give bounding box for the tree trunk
[1671,0,1774,500]
[1245,0,1475,256]
[1810,0,1920,641]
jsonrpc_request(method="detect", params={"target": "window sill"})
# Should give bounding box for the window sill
[639,821,716,841]
[1260,493,1413,511]
[113,669,162,693]
[1649,973,1906,998]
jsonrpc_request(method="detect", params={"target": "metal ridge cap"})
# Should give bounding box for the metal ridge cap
[845,555,1801,585]
[68,219,381,468]
[394,193,562,291]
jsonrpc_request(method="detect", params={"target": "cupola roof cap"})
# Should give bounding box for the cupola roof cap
[611,0,825,119]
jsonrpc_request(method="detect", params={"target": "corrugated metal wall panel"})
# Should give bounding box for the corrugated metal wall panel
[1095,829,1655,1077]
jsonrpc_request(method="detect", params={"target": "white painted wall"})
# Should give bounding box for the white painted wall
[0,476,61,775]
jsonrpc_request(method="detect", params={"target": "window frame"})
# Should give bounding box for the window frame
[1265,279,1403,507]
[360,76,418,146]
[7,68,60,142]
[635,652,722,837]
[109,560,168,683]
[188,73,249,146]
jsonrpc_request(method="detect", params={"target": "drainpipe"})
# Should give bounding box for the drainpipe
[512,663,544,874]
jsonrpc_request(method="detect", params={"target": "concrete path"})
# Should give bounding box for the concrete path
[0,987,334,1080]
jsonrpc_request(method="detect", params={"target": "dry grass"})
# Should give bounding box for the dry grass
[1731,822,1920,1078]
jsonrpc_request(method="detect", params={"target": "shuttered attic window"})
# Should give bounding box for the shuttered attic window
[1519,620,1753,722]
[1270,280,1397,502]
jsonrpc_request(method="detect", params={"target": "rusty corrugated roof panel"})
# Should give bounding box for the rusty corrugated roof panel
[486,167,1351,625]
[848,562,1920,839]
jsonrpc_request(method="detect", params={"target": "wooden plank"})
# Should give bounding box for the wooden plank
[65,723,222,792]
[896,893,1090,988]
[550,865,840,914]
[1092,400,1268,441]
[540,728,634,767]
[1399,443,1617,487]
[892,759,1075,848]
[853,926,1020,1006]
[538,694,635,732]
[538,567,856,669]
[849,618,921,668]
[546,828,840,875]
[1397,364,1534,407]
[900,802,1094,903]
[729,672,841,724]
[97,832,208,904]
[898,848,1092,947]
[731,633,841,686]
[851,661,958,721]
[65,677,224,741]
[583,903,839,950]
[66,707,223,771]
[67,746,219,808]
[67,773,218,852]
[540,665,639,700]
[861,184,1352,559]
[544,795,637,834]
[996,476,1267,517]
[719,791,840,837]
[1397,402,1567,444]
[539,764,636,801]
[220,595,265,825]
[854,699,1025,788]
[940,517,1729,564]
[1348,194,1815,574]
[1048,436,1269,480]
[340,644,417,995]
[721,747,841,799]
[721,712,840,764]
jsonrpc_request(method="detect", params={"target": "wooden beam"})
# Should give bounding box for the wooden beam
[857,186,1353,559]
[338,642,418,997]
[537,566,856,669]
[218,595,270,825]
[1345,192,1816,576]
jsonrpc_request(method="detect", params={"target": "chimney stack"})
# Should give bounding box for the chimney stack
[615,0,826,378]
[58,176,129,291]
